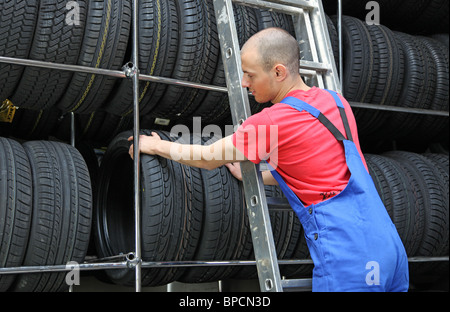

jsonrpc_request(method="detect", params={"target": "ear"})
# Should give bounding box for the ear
[273,64,288,81]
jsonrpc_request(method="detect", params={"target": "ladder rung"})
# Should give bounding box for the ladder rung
[231,0,314,15]
[281,278,313,291]
[300,60,330,73]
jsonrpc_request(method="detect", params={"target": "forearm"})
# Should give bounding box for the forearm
[154,139,229,170]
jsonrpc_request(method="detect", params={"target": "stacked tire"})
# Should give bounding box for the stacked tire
[93,130,307,286]
[1,0,295,147]
[366,152,449,279]
[0,137,93,292]
[333,15,449,141]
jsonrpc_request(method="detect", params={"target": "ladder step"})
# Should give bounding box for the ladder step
[300,60,331,73]
[232,0,315,13]
[281,278,313,291]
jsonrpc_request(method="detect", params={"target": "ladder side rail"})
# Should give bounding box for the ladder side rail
[213,0,284,292]
[310,0,342,91]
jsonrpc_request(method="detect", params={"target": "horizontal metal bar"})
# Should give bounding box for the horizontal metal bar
[281,278,313,290]
[408,256,449,263]
[1,56,448,116]
[0,56,126,78]
[0,262,129,275]
[139,74,228,93]
[350,101,450,117]
[0,256,447,275]
[0,56,228,93]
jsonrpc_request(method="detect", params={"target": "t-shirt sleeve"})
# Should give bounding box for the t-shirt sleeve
[231,109,279,165]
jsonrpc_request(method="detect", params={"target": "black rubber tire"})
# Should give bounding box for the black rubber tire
[150,0,220,120]
[0,0,39,102]
[178,134,246,283]
[0,137,33,292]
[94,130,202,287]
[190,4,258,125]
[9,0,87,110]
[382,32,436,139]
[57,0,131,114]
[423,153,449,274]
[414,37,449,140]
[232,185,302,279]
[105,0,179,117]
[325,14,339,73]
[365,154,418,255]
[335,16,378,136]
[12,140,92,292]
[363,24,405,137]
[384,151,448,274]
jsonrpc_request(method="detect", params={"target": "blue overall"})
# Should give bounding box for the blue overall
[270,90,409,292]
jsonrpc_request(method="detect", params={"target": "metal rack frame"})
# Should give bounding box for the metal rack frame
[0,0,448,293]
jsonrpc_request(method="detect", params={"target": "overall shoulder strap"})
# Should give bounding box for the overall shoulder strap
[281,95,349,142]
[324,89,353,142]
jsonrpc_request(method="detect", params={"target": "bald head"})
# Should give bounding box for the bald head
[241,27,300,75]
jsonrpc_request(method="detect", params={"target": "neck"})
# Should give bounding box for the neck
[272,75,311,103]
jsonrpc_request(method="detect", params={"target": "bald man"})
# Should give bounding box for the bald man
[129,28,409,292]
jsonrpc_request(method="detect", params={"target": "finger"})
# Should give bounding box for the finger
[127,136,133,141]
[129,145,134,159]
[151,131,161,139]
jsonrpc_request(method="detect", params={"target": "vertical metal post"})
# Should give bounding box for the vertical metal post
[131,0,142,292]
[70,112,75,147]
[212,0,283,292]
[337,0,344,94]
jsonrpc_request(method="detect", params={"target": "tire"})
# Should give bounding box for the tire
[414,37,449,140]
[191,4,258,125]
[57,0,131,114]
[105,0,179,117]
[179,134,246,283]
[151,0,220,120]
[9,0,87,110]
[233,185,303,279]
[12,140,92,292]
[384,151,448,274]
[365,154,418,255]
[335,16,378,136]
[0,137,32,292]
[423,153,449,273]
[363,24,405,137]
[383,32,436,139]
[0,0,39,102]
[94,130,201,287]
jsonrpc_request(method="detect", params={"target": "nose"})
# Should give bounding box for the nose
[241,76,250,89]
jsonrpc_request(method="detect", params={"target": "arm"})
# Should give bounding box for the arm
[128,132,247,170]
[225,162,278,186]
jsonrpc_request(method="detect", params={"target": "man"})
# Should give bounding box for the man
[129,28,409,292]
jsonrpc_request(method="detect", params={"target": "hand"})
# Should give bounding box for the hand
[225,162,242,181]
[128,132,162,159]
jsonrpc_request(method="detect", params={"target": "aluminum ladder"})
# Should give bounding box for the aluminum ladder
[212,0,341,292]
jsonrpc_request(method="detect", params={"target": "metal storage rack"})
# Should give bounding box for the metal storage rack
[0,0,448,292]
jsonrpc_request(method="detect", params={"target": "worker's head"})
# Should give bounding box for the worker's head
[241,27,301,103]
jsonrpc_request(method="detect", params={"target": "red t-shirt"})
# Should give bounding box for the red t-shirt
[232,87,367,206]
